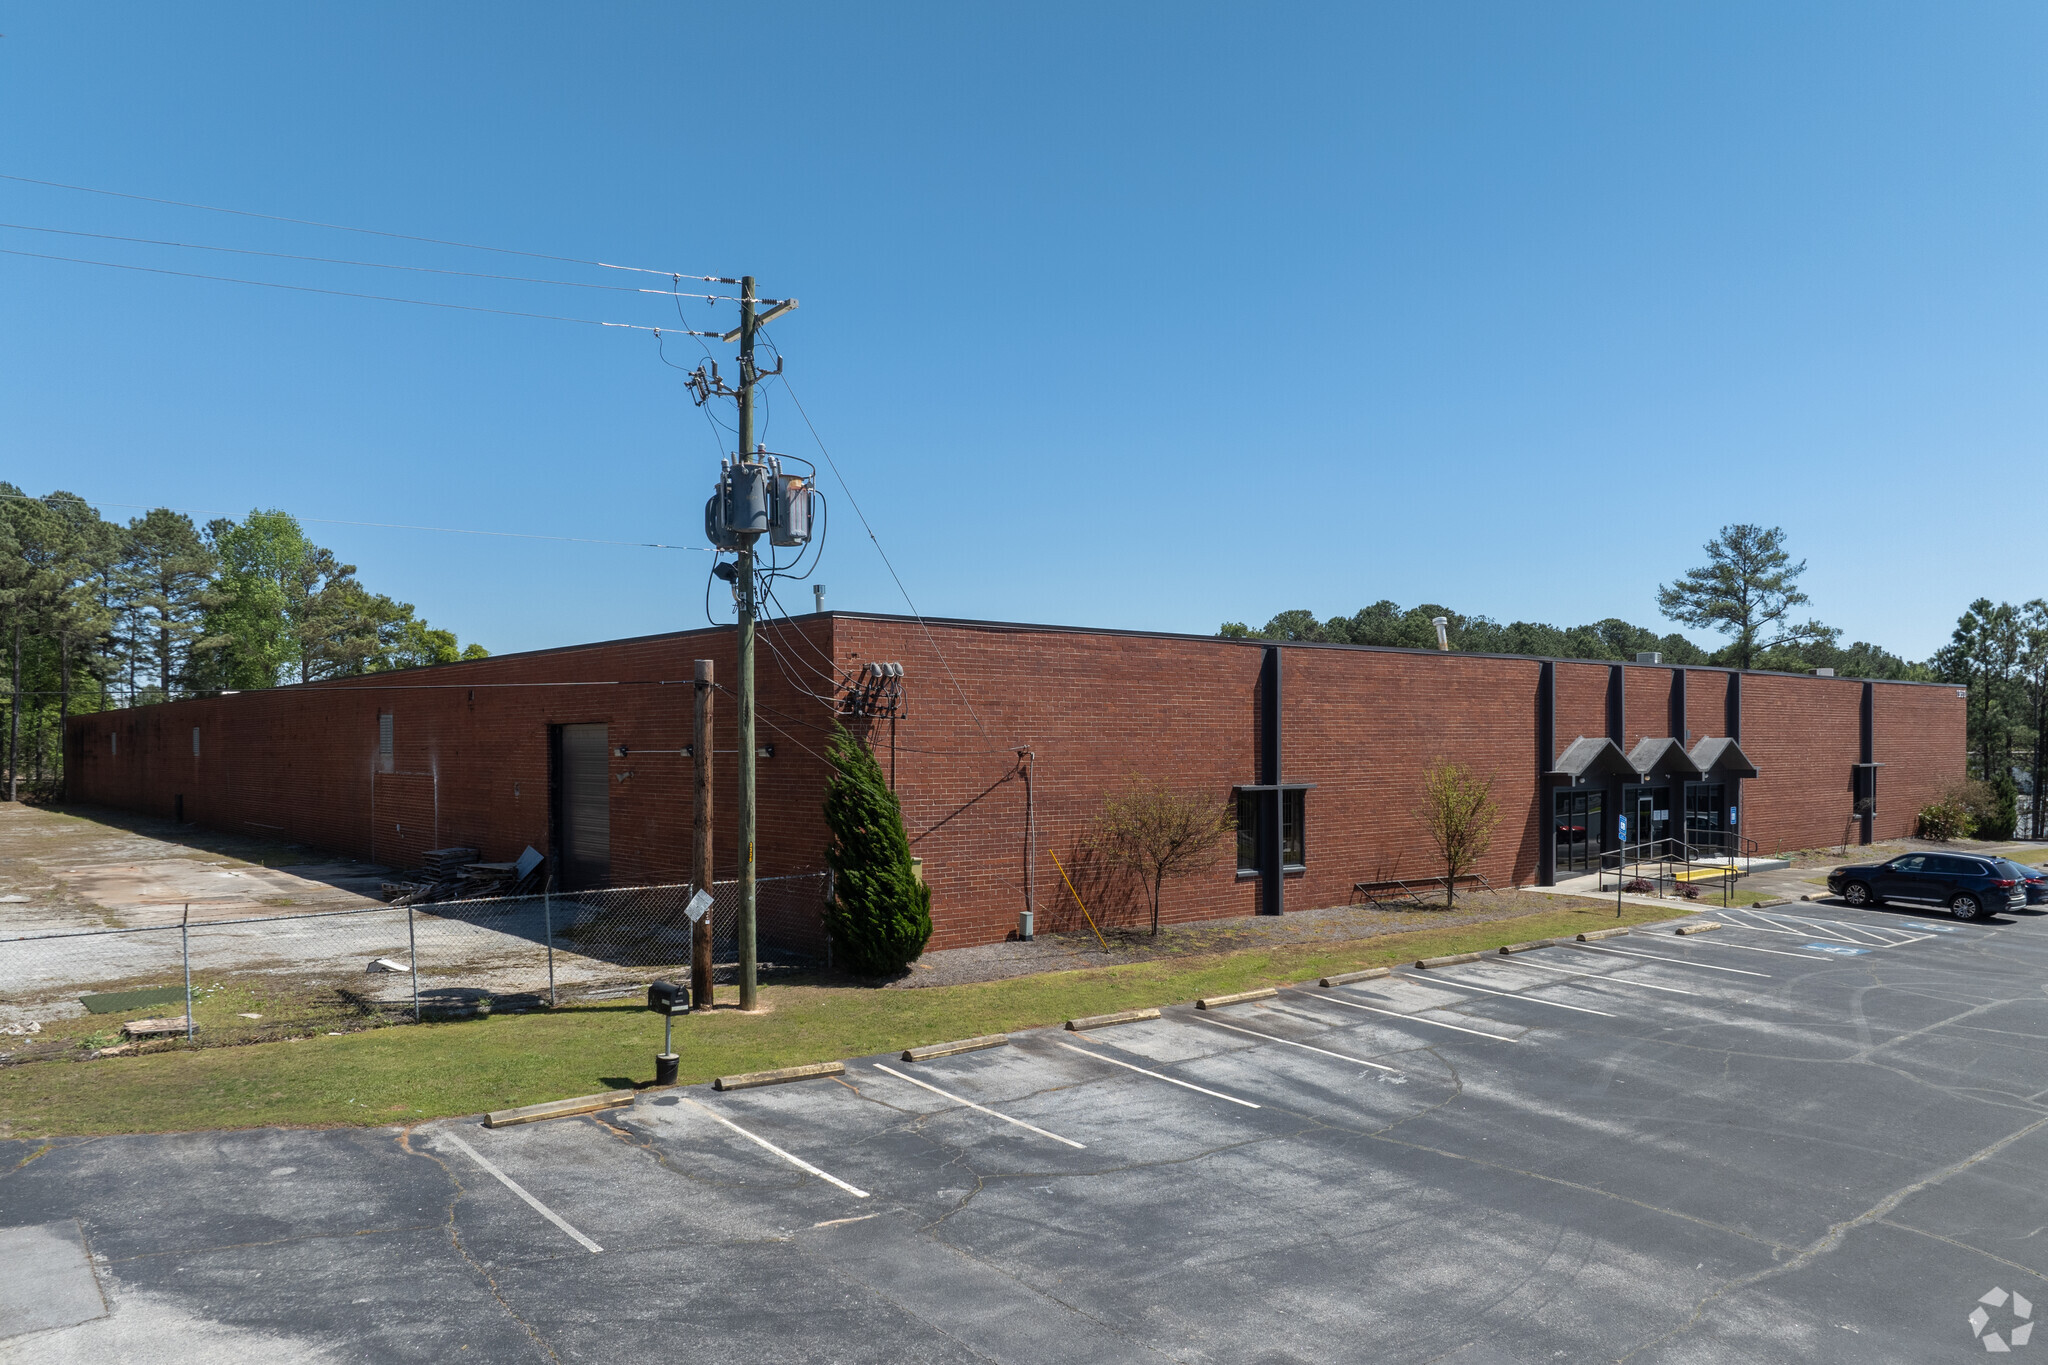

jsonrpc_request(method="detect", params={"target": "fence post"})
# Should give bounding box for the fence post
[543,875,556,1008]
[408,901,420,1022]
[182,902,193,1043]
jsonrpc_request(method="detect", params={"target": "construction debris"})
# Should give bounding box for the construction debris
[382,846,547,905]
[123,1017,190,1037]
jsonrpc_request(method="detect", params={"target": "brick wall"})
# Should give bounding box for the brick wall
[67,614,1967,953]
[1874,680,1968,839]
[1554,662,1610,754]
[1689,669,1736,743]
[63,621,842,952]
[1622,665,1667,749]
[1740,672,1867,852]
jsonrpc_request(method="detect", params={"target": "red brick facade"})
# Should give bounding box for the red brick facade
[65,615,1966,956]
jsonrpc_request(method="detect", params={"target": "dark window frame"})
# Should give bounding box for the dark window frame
[1234,785,1309,877]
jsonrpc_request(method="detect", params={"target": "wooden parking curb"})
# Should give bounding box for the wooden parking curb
[1576,928,1631,942]
[1065,1008,1161,1031]
[1196,988,1278,1010]
[484,1090,636,1129]
[1319,967,1391,987]
[902,1034,1009,1062]
[714,1060,847,1091]
[1673,921,1723,936]
[1414,952,1485,969]
[1497,939,1555,955]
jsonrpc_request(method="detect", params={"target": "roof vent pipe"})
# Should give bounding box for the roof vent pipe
[813,584,826,614]
[1432,617,1450,651]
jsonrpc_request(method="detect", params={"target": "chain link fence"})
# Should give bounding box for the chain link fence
[0,872,828,1066]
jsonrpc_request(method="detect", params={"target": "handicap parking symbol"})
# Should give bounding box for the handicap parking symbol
[1804,943,1870,956]
[1901,922,1959,933]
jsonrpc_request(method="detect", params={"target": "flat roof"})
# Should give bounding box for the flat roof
[72,609,1958,720]
[822,610,1958,686]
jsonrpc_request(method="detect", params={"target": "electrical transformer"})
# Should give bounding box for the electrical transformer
[707,454,814,549]
[770,472,812,546]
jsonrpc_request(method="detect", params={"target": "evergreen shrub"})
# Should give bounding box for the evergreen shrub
[822,725,932,976]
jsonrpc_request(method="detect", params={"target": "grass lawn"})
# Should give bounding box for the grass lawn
[0,900,1675,1139]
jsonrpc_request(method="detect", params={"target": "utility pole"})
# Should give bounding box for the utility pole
[692,658,715,1010]
[734,276,761,1011]
[688,273,799,1012]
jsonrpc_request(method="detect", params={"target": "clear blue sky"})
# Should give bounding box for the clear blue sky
[4,4,2042,662]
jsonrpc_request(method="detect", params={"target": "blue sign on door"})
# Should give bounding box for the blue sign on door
[1618,815,1628,842]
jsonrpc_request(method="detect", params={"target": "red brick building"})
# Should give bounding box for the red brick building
[63,614,1966,954]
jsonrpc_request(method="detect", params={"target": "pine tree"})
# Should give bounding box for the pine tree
[822,725,931,975]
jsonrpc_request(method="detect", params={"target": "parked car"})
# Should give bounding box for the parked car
[1826,852,2027,921]
[1996,858,2048,906]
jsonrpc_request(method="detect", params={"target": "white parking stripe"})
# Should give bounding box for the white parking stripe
[1397,971,1617,1016]
[1054,1040,1262,1108]
[1504,957,1700,995]
[441,1131,604,1253]
[679,1097,871,1198]
[1717,914,1863,943]
[1187,1013,1400,1071]
[1743,910,1899,945]
[869,1064,1086,1148]
[1292,988,1527,1041]
[1566,943,1770,977]
[1664,937,1845,960]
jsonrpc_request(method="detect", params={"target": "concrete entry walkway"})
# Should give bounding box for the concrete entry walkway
[8,894,2048,1361]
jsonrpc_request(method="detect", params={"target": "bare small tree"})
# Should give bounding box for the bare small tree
[1418,759,1500,911]
[1091,779,1235,935]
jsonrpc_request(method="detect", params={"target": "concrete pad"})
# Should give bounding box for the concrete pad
[0,1222,105,1342]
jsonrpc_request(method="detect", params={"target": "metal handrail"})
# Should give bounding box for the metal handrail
[1596,832,1760,906]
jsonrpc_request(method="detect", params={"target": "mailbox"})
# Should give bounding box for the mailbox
[647,979,690,1016]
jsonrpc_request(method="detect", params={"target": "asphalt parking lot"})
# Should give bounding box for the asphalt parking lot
[8,897,2048,1363]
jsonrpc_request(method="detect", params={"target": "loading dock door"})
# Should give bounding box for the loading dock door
[557,723,611,890]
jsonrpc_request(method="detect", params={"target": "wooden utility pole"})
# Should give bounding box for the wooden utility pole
[692,658,715,1010]
[734,276,761,1011]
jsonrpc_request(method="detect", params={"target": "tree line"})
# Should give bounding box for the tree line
[1223,522,2041,837]
[1222,525,1924,679]
[1936,599,2048,839]
[2,484,485,798]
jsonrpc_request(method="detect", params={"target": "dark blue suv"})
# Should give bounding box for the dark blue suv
[1827,852,2027,921]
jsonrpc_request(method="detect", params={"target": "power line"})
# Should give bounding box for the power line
[0,221,745,300]
[0,490,712,552]
[0,172,725,281]
[0,247,708,333]
[769,334,1004,751]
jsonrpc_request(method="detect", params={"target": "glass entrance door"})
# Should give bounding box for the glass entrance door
[1685,783,1727,855]
[1622,786,1672,853]
[1555,790,1605,873]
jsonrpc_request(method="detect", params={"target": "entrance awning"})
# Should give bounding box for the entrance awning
[1690,735,1760,778]
[1627,737,1704,779]
[1549,736,1638,783]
